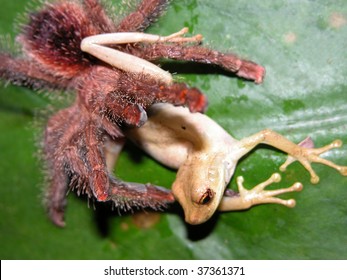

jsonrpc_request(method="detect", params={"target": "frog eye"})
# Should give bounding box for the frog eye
[198,188,214,205]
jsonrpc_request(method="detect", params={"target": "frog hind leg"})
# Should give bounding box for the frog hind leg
[279,136,347,183]
[237,129,347,184]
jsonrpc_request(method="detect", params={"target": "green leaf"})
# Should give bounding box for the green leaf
[0,0,346,259]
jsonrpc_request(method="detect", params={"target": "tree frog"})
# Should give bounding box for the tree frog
[123,103,347,225]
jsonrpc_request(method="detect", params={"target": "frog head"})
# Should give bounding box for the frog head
[172,151,236,225]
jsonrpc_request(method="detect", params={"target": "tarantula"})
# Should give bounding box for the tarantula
[0,0,265,227]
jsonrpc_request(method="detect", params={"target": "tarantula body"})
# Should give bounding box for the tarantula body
[0,0,265,226]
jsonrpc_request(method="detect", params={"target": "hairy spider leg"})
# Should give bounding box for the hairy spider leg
[80,28,202,85]
[44,160,69,227]
[116,0,171,32]
[218,173,303,211]
[235,129,347,183]
[44,105,174,226]
[0,54,71,91]
[43,106,82,227]
[82,67,208,126]
[76,117,174,209]
[104,79,208,124]
[129,43,265,83]
[83,0,117,32]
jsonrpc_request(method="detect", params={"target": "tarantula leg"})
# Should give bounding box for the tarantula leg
[82,0,116,32]
[108,71,208,113]
[45,164,69,227]
[156,83,208,113]
[218,173,303,211]
[108,180,174,211]
[116,0,171,32]
[80,29,202,85]
[237,129,347,183]
[103,129,174,210]
[83,121,174,209]
[0,54,70,90]
[132,44,265,83]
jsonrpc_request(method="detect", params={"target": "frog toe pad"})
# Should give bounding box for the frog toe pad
[218,173,303,211]
[279,137,347,184]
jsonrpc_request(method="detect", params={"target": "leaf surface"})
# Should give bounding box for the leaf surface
[0,0,346,259]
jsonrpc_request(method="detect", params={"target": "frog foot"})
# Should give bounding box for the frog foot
[279,137,347,184]
[219,173,303,211]
[160,27,203,43]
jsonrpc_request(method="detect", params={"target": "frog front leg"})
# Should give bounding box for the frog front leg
[238,129,347,183]
[219,173,303,211]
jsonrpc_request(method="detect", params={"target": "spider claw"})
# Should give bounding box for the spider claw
[136,106,148,127]
[123,105,148,127]
[48,208,66,227]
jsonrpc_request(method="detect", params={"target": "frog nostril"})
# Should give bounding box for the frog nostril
[198,188,214,205]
